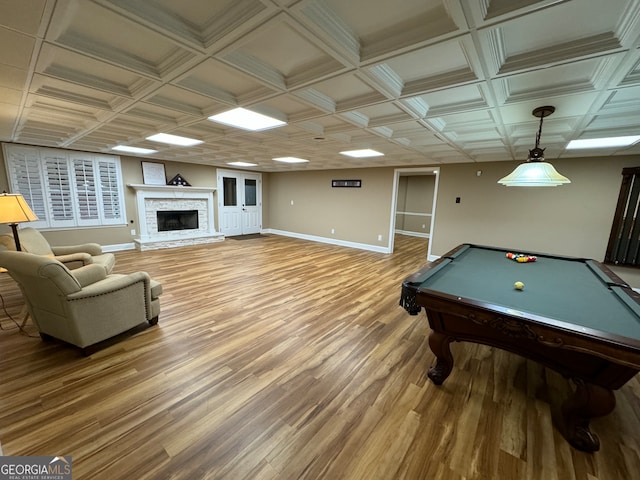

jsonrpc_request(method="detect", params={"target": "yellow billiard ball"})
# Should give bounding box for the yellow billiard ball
[514,281,524,290]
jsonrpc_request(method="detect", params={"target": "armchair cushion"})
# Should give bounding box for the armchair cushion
[70,263,108,287]
[0,227,115,273]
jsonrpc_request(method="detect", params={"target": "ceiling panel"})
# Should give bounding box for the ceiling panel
[0,26,36,70]
[0,0,639,172]
[177,58,278,105]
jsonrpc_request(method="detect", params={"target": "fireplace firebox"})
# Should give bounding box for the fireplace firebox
[157,210,198,232]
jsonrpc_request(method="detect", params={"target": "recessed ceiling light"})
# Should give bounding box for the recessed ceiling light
[566,135,640,149]
[111,145,158,154]
[273,157,309,163]
[227,161,258,167]
[339,149,384,158]
[208,108,286,131]
[146,133,204,146]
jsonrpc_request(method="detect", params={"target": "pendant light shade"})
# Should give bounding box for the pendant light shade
[498,106,571,187]
[497,161,570,186]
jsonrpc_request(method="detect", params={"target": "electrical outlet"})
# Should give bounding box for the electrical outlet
[130,229,136,235]
[331,228,335,234]
[377,234,382,241]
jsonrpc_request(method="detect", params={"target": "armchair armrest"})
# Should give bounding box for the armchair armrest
[54,252,93,268]
[67,272,145,300]
[70,271,151,299]
[52,243,104,256]
[68,271,159,321]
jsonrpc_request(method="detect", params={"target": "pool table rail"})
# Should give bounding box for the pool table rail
[419,290,640,387]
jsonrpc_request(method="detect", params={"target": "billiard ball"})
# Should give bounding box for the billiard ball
[514,281,524,290]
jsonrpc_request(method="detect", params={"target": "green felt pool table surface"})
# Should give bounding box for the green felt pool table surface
[413,244,640,342]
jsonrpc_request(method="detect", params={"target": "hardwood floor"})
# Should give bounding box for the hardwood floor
[0,234,639,479]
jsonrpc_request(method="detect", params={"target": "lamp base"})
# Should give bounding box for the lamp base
[10,223,21,251]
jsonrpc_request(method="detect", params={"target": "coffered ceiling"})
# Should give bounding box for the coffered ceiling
[1,0,640,171]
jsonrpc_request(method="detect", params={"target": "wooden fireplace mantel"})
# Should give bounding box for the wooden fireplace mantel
[127,184,216,194]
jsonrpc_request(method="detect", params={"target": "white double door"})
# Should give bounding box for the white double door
[217,169,262,236]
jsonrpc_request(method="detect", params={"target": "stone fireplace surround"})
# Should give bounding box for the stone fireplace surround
[128,184,224,251]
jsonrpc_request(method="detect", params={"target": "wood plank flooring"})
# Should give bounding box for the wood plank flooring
[0,234,639,479]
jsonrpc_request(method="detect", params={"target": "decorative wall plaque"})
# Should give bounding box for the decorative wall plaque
[332,179,361,188]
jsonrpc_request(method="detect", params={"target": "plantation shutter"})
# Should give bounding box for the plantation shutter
[71,154,100,224]
[98,158,123,223]
[605,167,640,266]
[3,146,48,228]
[43,150,75,227]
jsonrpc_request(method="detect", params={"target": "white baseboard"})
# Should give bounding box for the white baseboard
[102,242,136,252]
[394,230,430,238]
[106,233,394,255]
[263,229,391,254]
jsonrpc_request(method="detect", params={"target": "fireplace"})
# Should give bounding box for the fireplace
[157,210,198,232]
[128,184,224,250]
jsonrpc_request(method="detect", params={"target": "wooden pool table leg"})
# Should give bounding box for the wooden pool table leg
[427,331,454,385]
[561,379,616,452]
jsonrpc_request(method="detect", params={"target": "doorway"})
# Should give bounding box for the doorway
[217,169,262,236]
[389,167,440,259]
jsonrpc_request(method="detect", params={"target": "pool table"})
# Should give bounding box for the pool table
[400,243,640,452]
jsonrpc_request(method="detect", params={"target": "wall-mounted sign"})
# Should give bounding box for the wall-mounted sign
[332,179,361,188]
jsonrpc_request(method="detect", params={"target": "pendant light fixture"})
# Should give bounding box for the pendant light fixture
[498,106,571,187]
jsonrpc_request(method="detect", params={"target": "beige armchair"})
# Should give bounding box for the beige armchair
[0,251,162,354]
[0,227,115,273]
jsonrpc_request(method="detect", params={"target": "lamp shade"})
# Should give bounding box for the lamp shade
[0,193,39,224]
[497,162,571,187]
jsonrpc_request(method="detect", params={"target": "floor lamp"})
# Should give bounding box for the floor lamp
[0,192,39,251]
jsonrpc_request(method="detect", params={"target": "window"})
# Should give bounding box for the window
[2,144,126,229]
[223,176,237,206]
[244,179,257,206]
